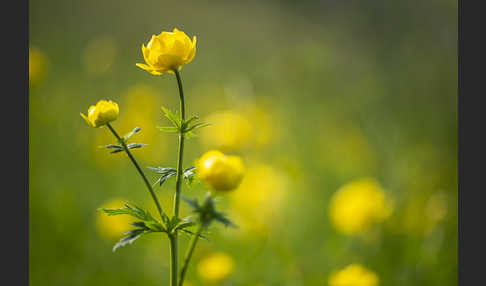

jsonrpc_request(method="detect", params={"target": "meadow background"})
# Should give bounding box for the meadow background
[29,0,457,285]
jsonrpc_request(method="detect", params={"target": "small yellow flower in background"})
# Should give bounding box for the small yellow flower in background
[200,110,252,152]
[328,264,379,286]
[136,28,196,75]
[81,99,119,128]
[196,150,245,192]
[29,47,49,85]
[96,198,136,241]
[329,178,393,235]
[197,252,234,284]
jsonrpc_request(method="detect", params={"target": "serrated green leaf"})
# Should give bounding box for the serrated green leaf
[102,144,123,150]
[147,167,176,174]
[157,126,179,133]
[180,229,209,240]
[182,196,200,211]
[124,127,142,140]
[161,106,182,128]
[113,229,148,252]
[110,148,124,154]
[184,122,212,133]
[213,212,237,228]
[182,116,199,130]
[127,143,147,149]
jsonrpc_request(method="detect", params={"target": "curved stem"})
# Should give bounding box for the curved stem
[106,122,165,221]
[178,224,204,286]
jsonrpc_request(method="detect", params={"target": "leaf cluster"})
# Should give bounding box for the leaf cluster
[99,203,166,251]
[147,166,197,187]
[183,194,236,228]
[157,106,210,138]
[100,127,146,154]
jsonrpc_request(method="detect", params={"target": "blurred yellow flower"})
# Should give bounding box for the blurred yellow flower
[230,162,288,234]
[96,198,136,241]
[196,150,244,192]
[329,264,379,286]
[81,100,119,128]
[329,178,393,235]
[197,252,234,284]
[200,110,252,152]
[29,47,48,85]
[82,36,118,76]
[136,28,196,75]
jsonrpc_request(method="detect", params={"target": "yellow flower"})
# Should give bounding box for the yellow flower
[80,99,119,128]
[136,28,196,75]
[329,178,393,235]
[329,264,379,286]
[196,150,245,192]
[197,252,234,283]
[96,198,136,241]
[29,47,48,85]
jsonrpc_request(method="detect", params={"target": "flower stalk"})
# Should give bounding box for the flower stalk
[178,224,204,286]
[105,122,165,220]
[170,68,186,286]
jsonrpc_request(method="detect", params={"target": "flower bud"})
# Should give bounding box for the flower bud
[196,150,244,192]
[80,99,119,128]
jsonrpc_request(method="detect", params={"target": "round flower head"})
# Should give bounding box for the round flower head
[328,264,379,286]
[196,150,245,192]
[197,252,234,283]
[136,28,196,75]
[80,99,119,128]
[328,178,393,235]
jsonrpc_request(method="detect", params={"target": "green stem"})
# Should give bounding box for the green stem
[178,224,204,286]
[169,234,178,286]
[106,122,165,221]
[173,68,186,218]
[170,68,186,286]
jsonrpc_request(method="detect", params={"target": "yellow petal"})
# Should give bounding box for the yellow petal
[136,63,153,71]
[80,112,94,127]
[142,44,151,65]
[149,70,163,75]
[171,39,187,58]
[186,36,197,63]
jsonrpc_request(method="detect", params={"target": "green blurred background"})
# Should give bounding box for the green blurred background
[29,0,457,285]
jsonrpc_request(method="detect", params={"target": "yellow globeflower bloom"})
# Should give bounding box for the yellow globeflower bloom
[329,178,393,235]
[136,28,196,75]
[329,264,379,286]
[197,252,234,284]
[196,150,245,192]
[80,100,119,128]
[96,198,136,241]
